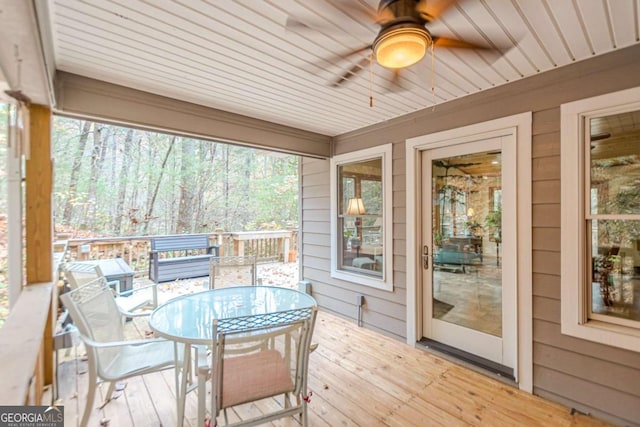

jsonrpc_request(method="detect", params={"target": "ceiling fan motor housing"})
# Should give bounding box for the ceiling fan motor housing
[379,0,425,19]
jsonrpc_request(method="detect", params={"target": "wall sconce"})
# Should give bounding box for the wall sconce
[467,208,475,217]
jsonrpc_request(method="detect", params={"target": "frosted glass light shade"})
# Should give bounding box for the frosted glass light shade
[374,28,430,69]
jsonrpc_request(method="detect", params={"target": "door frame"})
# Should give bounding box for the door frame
[405,112,533,392]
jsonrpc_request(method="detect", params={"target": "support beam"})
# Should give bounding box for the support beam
[26,104,53,283]
[25,104,54,388]
[55,72,331,158]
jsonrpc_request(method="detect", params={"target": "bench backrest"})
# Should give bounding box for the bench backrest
[150,234,212,252]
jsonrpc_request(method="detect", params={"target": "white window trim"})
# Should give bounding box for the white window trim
[330,144,393,291]
[405,112,532,392]
[560,86,640,352]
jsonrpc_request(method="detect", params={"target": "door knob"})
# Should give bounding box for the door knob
[422,245,429,269]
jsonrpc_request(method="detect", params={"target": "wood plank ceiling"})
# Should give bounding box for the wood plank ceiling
[47,0,640,137]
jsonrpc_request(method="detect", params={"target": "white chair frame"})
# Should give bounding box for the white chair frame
[200,306,317,427]
[60,277,177,427]
[63,261,158,318]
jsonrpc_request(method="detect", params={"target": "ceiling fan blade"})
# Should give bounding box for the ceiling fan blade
[432,36,492,50]
[416,0,458,21]
[330,57,370,87]
[337,0,395,24]
[285,16,315,32]
[314,45,372,68]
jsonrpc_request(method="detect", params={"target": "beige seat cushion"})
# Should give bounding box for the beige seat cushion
[221,349,294,408]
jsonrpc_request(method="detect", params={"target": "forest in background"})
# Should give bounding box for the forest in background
[53,117,299,237]
[0,111,299,325]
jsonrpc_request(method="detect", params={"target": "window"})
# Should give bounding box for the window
[561,87,640,351]
[330,145,392,291]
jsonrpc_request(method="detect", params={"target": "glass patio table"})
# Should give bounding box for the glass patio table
[149,285,317,427]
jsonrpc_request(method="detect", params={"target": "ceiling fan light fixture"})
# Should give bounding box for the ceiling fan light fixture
[373,26,431,69]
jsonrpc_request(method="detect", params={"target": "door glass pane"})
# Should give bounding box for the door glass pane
[432,151,502,337]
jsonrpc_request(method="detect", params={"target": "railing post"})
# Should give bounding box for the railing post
[283,234,291,263]
[233,235,244,256]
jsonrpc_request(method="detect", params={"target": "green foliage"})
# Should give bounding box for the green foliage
[484,206,502,243]
[52,118,299,236]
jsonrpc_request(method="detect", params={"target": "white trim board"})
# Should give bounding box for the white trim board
[560,86,640,352]
[329,144,394,291]
[405,112,533,392]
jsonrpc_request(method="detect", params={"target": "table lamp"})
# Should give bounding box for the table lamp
[346,198,366,256]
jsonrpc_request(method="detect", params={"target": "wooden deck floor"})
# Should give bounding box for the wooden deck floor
[52,310,610,427]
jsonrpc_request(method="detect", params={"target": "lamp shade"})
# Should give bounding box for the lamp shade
[374,27,430,69]
[346,198,366,216]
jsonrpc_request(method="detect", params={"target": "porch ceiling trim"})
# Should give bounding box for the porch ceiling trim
[54,71,331,158]
[0,0,54,106]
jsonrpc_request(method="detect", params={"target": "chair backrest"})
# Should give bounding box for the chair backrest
[209,255,257,289]
[211,307,317,421]
[60,276,126,373]
[150,234,211,252]
[63,262,101,289]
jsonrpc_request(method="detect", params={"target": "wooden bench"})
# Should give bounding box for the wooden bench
[149,234,219,283]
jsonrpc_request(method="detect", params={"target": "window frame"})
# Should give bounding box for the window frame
[330,144,393,291]
[560,86,640,352]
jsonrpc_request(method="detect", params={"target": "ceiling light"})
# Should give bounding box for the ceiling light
[373,26,432,69]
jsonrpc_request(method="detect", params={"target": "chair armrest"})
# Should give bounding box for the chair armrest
[117,308,151,318]
[114,297,154,318]
[116,282,157,297]
[81,335,168,349]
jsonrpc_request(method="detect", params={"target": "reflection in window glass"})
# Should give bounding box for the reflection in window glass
[0,104,8,327]
[337,158,383,278]
[588,111,640,325]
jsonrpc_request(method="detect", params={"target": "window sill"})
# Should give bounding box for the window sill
[331,269,393,292]
[561,318,640,353]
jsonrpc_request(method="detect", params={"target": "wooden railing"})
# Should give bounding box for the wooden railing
[0,229,297,406]
[61,230,299,275]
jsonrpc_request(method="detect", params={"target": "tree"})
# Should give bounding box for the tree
[51,118,300,237]
[142,136,176,234]
[176,139,196,233]
[62,120,91,223]
[113,128,133,234]
[81,123,105,230]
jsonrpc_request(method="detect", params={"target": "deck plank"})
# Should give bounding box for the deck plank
[57,309,611,427]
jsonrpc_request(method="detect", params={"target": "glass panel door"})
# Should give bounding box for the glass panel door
[422,136,513,367]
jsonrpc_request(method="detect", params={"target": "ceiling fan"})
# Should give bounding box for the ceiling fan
[288,0,496,88]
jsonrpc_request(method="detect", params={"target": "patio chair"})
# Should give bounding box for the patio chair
[208,255,258,289]
[63,261,157,318]
[203,306,318,427]
[60,277,178,427]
